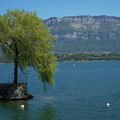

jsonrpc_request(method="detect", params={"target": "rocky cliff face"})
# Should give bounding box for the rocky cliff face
[45,16,120,26]
[44,16,120,53]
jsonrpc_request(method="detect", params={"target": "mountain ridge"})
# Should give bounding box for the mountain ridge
[44,15,120,53]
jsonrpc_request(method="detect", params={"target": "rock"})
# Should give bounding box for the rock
[0,83,33,100]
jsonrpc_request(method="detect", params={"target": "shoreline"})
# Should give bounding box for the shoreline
[56,53,120,62]
[1,53,120,63]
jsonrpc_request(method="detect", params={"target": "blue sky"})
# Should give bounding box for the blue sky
[0,0,120,19]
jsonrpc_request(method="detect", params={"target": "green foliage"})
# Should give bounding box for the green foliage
[0,10,56,87]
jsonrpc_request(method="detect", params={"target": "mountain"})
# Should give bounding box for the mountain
[44,15,120,53]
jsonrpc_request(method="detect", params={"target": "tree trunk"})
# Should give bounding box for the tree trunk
[13,44,19,84]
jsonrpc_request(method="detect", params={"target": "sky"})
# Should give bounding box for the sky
[0,0,120,19]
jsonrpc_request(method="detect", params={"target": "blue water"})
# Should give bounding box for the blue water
[0,61,120,120]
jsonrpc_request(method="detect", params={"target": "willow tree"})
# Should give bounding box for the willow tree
[0,10,56,88]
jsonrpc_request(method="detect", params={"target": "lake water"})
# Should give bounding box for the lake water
[0,61,120,120]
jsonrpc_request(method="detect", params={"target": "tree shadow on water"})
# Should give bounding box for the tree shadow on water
[0,100,29,120]
[0,101,58,120]
[40,104,58,120]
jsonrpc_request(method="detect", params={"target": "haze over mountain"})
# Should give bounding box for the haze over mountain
[44,15,120,53]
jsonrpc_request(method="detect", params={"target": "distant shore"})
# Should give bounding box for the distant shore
[1,53,120,63]
[56,53,120,61]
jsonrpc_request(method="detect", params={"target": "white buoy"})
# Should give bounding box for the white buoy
[20,105,24,109]
[106,103,110,107]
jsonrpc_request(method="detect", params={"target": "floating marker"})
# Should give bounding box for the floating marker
[106,103,110,107]
[20,105,24,109]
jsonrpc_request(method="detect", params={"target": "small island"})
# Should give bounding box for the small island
[0,10,56,100]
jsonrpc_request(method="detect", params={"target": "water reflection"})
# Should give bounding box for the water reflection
[13,102,29,120]
[0,101,57,120]
[40,104,57,120]
[0,100,29,120]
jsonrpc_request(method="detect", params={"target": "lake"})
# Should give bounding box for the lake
[0,61,120,120]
